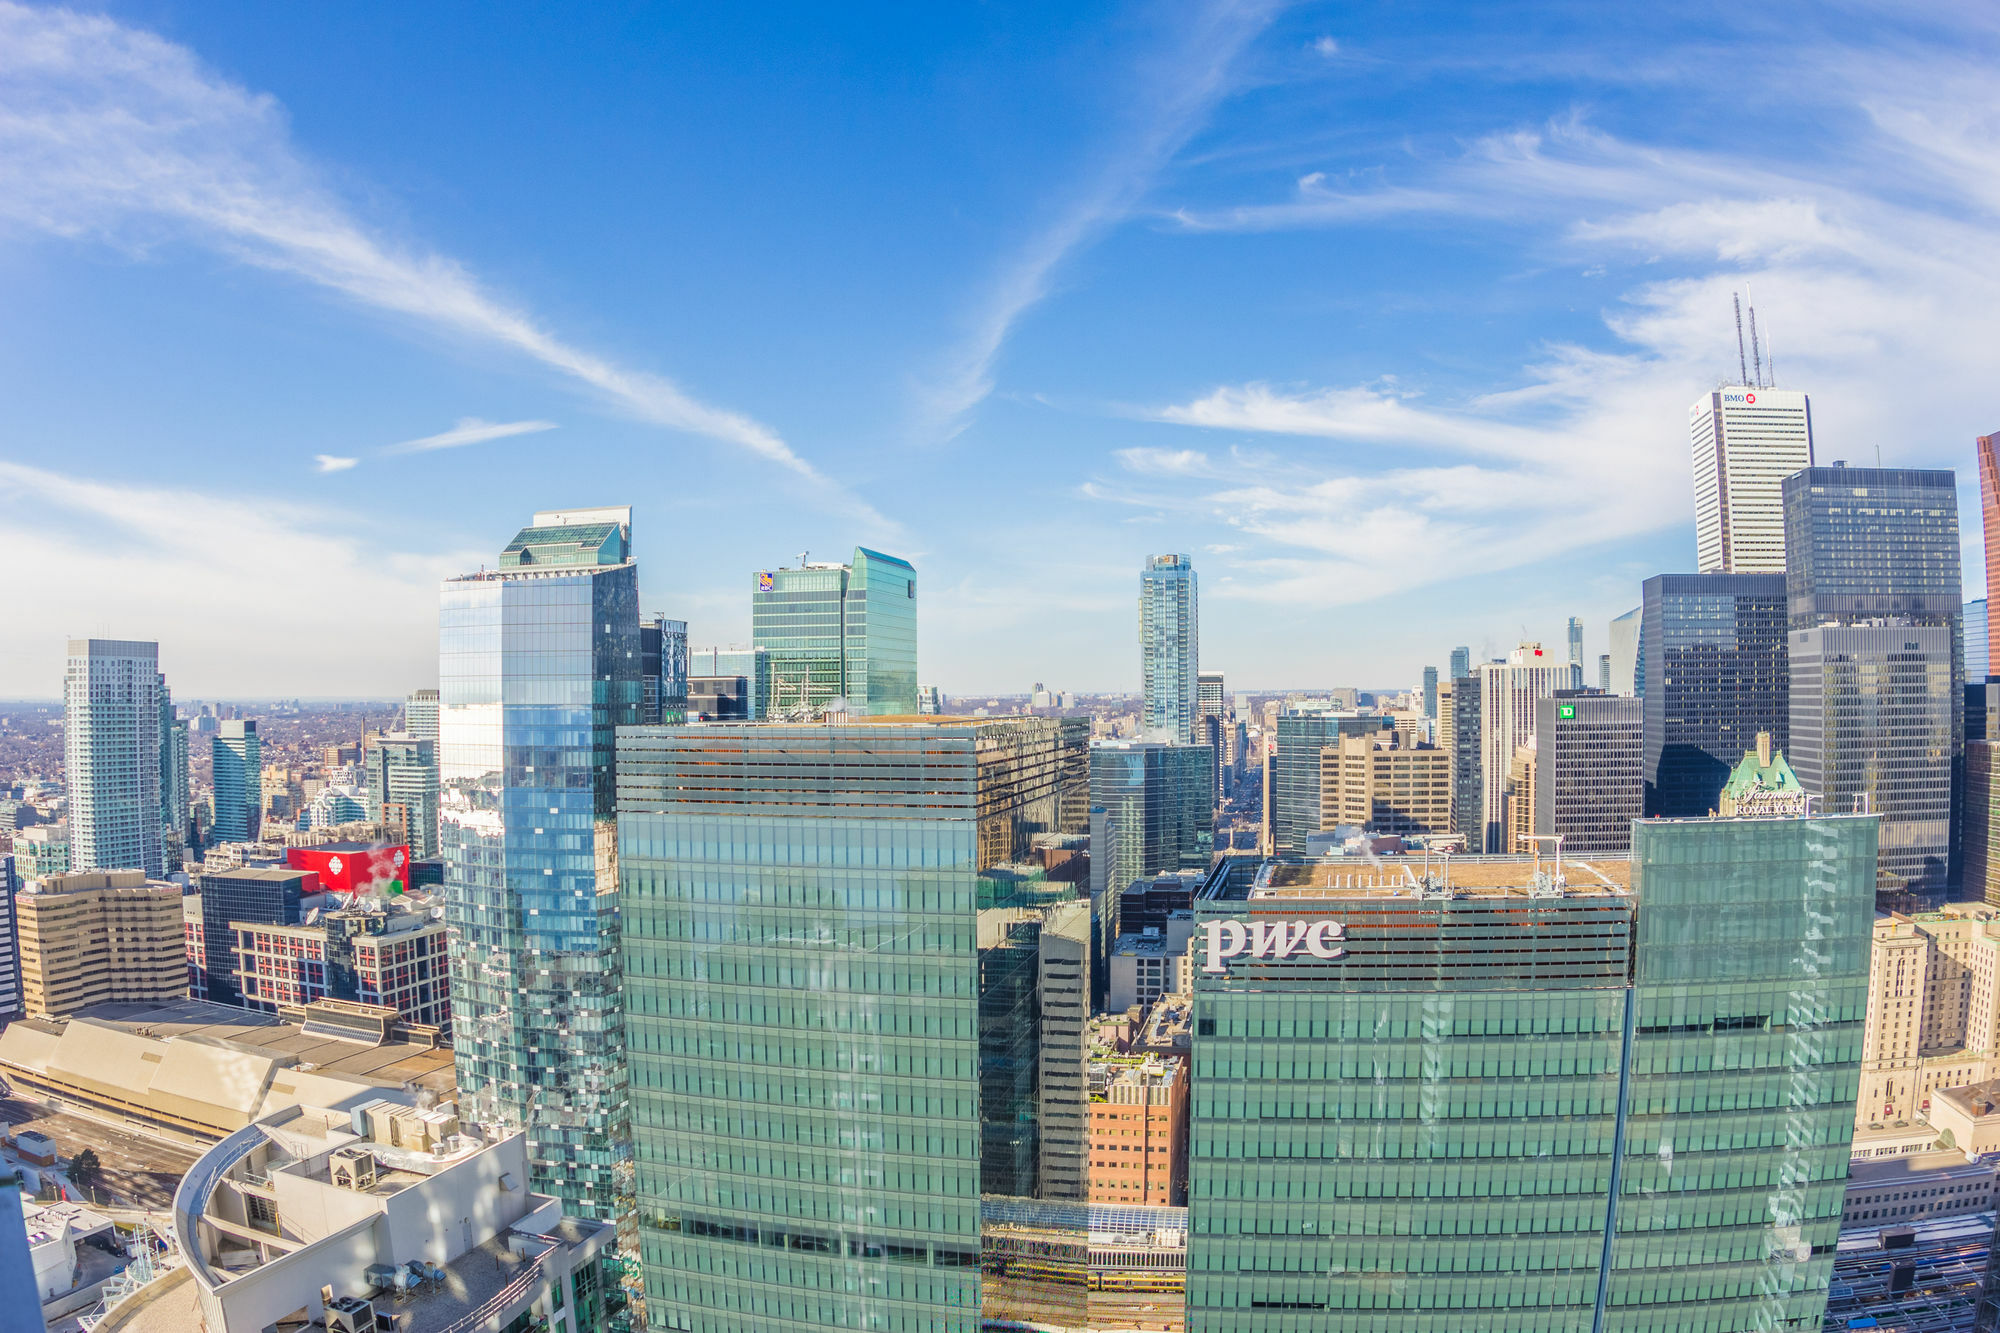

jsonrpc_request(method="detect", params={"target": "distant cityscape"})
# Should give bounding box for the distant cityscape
[4,367,2000,1333]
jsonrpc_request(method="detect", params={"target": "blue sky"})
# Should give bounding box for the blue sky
[2,1,1997,697]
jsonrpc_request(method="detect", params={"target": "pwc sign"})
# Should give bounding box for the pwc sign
[1201,918,1347,973]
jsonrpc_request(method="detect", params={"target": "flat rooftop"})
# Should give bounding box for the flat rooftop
[1249,856,1632,899]
[60,998,456,1095]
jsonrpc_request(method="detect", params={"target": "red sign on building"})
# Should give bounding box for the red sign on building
[286,842,410,896]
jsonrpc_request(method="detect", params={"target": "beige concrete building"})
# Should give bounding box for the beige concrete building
[15,869,185,1019]
[1859,904,2000,1130]
[1318,733,1451,838]
[1505,742,1537,855]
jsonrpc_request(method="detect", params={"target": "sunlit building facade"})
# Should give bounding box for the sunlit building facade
[439,505,642,1219]
[1188,812,1877,1331]
[750,547,918,717]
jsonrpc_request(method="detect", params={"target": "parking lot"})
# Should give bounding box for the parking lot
[2,1095,201,1209]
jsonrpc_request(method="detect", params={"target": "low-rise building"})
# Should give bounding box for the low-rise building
[1840,1148,2000,1228]
[12,824,69,880]
[1930,1080,2000,1155]
[15,870,185,1019]
[0,997,453,1147]
[231,897,449,1033]
[1859,903,2000,1130]
[1106,914,1194,1013]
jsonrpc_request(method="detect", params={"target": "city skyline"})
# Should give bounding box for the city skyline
[4,3,1999,697]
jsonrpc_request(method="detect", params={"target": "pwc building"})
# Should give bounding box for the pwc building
[618,713,1876,1333]
[1190,813,1877,1333]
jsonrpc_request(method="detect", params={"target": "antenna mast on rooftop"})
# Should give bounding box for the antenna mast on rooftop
[1733,293,1749,386]
[1747,303,1764,389]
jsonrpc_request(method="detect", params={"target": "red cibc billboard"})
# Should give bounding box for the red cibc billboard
[286,842,410,896]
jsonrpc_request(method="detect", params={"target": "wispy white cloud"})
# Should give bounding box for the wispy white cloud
[1115,446,1216,477]
[0,459,476,694]
[0,1,890,529]
[385,417,557,454]
[917,0,1285,437]
[313,454,358,473]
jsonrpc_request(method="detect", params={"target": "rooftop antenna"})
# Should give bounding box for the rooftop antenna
[1733,293,1749,386]
[1747,302,1765,389]
[795,550,810,567]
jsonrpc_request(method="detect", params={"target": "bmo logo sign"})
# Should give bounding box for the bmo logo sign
[1722,391,1758,404]
[1201,918,1347,973]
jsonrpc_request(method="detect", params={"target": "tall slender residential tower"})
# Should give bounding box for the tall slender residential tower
[159,676,189,872]
[1689,385,1813,572]
[63,640,165,876]
[405,687,440,746]
[1140,554,1199,742]
[1979,431,2000,674]
[210,720,261,844]
[439,505,642,1218]
[1566,616,1584,687]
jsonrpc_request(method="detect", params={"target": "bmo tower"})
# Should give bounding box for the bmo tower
[1188,813,1876,1333]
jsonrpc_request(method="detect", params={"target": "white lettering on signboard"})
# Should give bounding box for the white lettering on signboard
[1202,918,1346,973]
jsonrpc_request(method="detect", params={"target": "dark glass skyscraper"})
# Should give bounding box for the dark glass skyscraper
[1639,573,1789,817]
[1783,465,1963,898]
[210,719,261,844]
[617,717,1089,1332]
[1535,692,1643,855]
[1088,739,1214,895]
[439,505,642,1219]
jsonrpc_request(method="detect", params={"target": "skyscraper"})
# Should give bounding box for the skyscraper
[1188,810,1877,1331]
[1566,615,1584,686]
[0,855,18,1021]
[1640,574,1790,817]
[1608,605,1642,696]
[1140,554,1199,742]
[1534,692,1644,854]
[365,733,439,858]
[1968,598,1990,683]
[1597,653,1611,692]
[1792,625,1955,898]
[1978,430,2000,671]
[210,719,261,844]
[639,614,689,725]
[616,717,1090,1331]
[1088,739,1214,894]
[63,639,164,876]
[439,505,642,1219]
[1269,711,1393,854]
[751,547,918,717]
[1783,466,1964,898]
[1473,643,1571,852]
[1422,665,1438,719]
[1689,384,1813,573]
[160,684,189,872]
[1448,645,1470,684]
[405,687,439,747]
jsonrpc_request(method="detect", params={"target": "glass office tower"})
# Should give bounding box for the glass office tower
[1640,573,1789,817]
[751,547,917,718]
[365,734,439,858]
[1271,713,1393,855]
[1783,466,1963,897]
[1089,739,1215,895]
[210,719,261,844]
[617,717,1089,1333]
[1141,554,1200,742]
[1188,811,1877,1332]
[160,681,189,872]
[640,614,689,725]
[63,639,164,876]
[1790,625,1955,898]
[439,505,642,1219]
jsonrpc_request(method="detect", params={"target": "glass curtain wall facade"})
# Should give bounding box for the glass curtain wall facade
[641,616,690,725]
[366,735,440,858]
[1187,813,1876,1332]
[1141,554,1200,743]
[1272,714,1393,855]
[617,718,1089,1333]
[1535,693,1644,855]
[161,682,189,872]
[1790,625,1955,899]
[439,508,642,1220]
[1640,574,1789,818]
[211,719,261,844]
[849,548,919,715]
[1088,741,1215,896]
[751,549,919,719]
[64,639,164,876]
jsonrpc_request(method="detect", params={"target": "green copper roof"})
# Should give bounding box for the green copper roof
[1722,746,1802,798]
[499,520,628,568]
